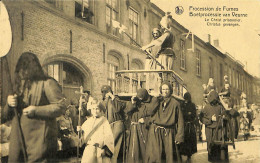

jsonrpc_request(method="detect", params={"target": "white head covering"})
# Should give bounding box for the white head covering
[160,12,172,30]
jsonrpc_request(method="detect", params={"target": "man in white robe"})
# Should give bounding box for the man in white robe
[81,103,114,163]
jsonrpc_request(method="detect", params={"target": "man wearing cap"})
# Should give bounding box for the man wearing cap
[141,13,176,70]
[100,85,126,163]
[125,88,159,162]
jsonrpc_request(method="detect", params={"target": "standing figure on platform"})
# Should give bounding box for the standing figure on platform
[180,92,198,162]
[2,52,66,162]
[125,88,159,163]
[145,81,184,163]
[81,103,114,163]
[141,13,176,70]
[100,85,126,163]
[200,90,229,162]
[145,28,162,70]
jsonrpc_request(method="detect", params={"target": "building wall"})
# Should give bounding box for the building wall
[3,0,149,101]
[1,0,258,107]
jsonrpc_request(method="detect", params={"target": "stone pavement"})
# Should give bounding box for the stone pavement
[185,135,260,163]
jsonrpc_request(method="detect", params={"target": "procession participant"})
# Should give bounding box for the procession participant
[141,13,176,70]
[100,85,126,163]
[81,103,114,163]
[239,92,253,131]
[207,78,217,93]
[240,112,250,141]
[145,81,184,163]
[68,98,80,132]
[219,76,231,105]
[227,98,240,140]
[203,78,217,105]
[2,52,66,162]
[57,106,78,150]
[145,28,162,70]
[200,90,229,162]
[219,83,231,100]
[125,88,159,163]
[180,92,198,162]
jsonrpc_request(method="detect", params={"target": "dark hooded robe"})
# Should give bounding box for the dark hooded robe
[180,92,197,157]
[200,91,229,162]
[100,85,126,163]
[145,82,184,163]
[125,88,159,163]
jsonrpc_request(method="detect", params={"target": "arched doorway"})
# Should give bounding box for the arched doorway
[43,54,92,103]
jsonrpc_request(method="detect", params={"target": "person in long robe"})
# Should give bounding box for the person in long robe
[100,85,126,163]
[226,98,240,140]
[200,90,229,162]
[2,52,66,162]
[125,88,159,163]
[180,92,197,162]
[145,81,184,163]
[81,102,114,163]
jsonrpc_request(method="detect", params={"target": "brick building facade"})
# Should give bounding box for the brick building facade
[1,0,259,108]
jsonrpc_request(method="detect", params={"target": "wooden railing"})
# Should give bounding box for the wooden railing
[115,70,187,99]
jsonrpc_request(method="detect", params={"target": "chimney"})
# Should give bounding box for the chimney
[214,39,219,47]
[208,34,211,44]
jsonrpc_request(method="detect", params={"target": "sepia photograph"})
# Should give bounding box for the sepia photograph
[1,0,260,162]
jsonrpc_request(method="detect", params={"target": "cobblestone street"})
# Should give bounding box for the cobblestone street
[188,135,260,163]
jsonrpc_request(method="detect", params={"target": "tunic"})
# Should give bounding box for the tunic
[125,96,159,163]
[1,78,66,162]
[101,96,126,163]
[200,103,229,162]
[156,30,175,70]
[229,109,240,139]
[81,116,114,163]
[145,96,184,163]
[180,102,197,156]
